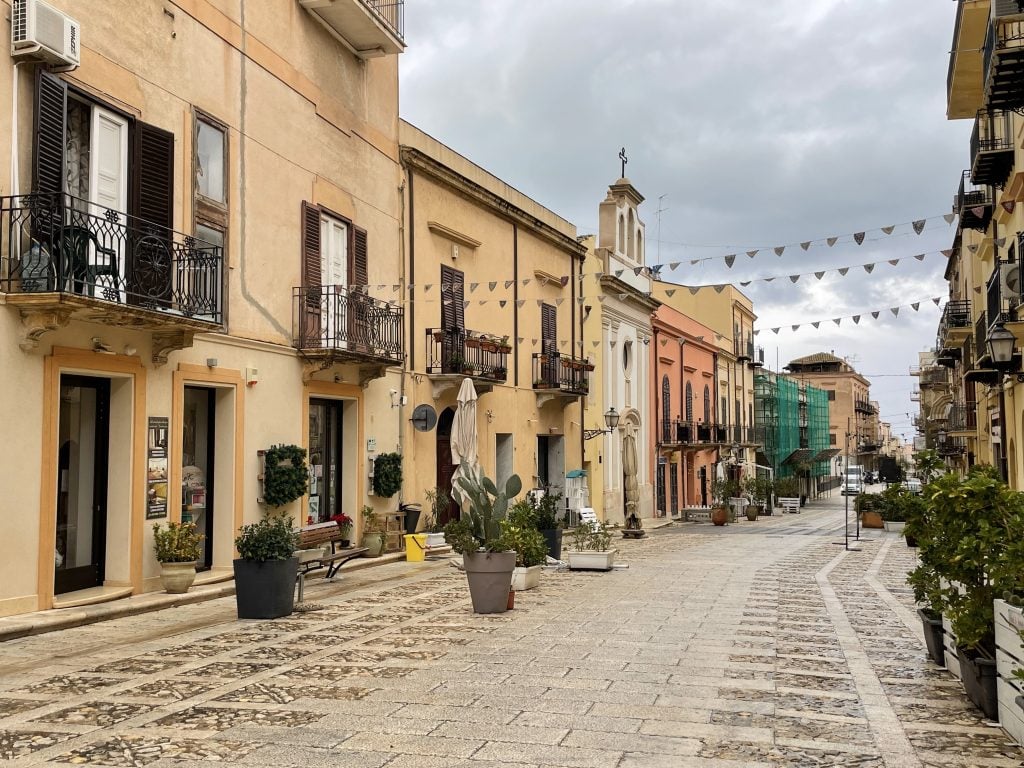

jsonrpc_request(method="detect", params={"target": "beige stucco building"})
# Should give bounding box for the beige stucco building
[0,1,408,617]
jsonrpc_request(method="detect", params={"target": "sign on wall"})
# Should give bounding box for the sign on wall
[146,417,169,520]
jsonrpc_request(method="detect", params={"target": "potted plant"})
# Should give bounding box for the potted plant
[906,485,945,667]
[445,465,521,614]
[330,512,353,547]
[741,476,767,521]
[709,478,738,526]
[481,336,498,353]
[361,505,386,557]
[372,452,403,498]
[500,501,548,591]
[423,486,450,548]
[566,521,616,570]
[432,328,445,343]
[498,335,512,354]
[465,334,481,349]
[531,489,564,559]
[855,493,884,529]
[446,353,465,372]
[233,515,299,619]
[152,521,203,594]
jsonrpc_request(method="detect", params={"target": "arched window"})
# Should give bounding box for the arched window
[636,230,643,262]
[627,209,635,260]
[618,214,625,254]
[685,382,693,422]
[703,385,711,424]
[662,375,671,438]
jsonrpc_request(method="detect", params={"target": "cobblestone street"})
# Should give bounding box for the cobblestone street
[1,498,1021,768]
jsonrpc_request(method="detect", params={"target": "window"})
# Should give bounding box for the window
[830,433,837,445]
[685,383,693,422]
[195,115,226,205]
[703,385,711,424]
[827,389,836,401]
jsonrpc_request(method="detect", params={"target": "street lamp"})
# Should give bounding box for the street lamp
[584,407,620,440]
[985,322,1017,481]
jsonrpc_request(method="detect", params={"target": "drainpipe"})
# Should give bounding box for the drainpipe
[397,176,407,473]
[11,62,21,198]
[513,223,519,386]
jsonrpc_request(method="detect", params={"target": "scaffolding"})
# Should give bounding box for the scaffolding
[754,372,831,481]
[805,385,830,477]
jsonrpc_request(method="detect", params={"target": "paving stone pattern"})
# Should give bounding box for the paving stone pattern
[0,496,1021,767]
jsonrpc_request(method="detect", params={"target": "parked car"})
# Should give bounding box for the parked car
[905,477,922,494]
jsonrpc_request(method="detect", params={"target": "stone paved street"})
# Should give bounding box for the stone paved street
[1,497,1022,768]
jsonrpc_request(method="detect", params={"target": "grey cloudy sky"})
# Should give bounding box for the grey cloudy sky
[399,0,965,440]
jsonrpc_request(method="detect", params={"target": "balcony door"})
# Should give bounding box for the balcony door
[440,265,464,372]
[55,375,110,595]
[321,214,348,347]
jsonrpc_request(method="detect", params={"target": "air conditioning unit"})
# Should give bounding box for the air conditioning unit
[11,0,80,71]
[1000,261,1021,302]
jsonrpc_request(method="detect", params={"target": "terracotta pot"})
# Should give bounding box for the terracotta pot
[507,589,515,610]
[711,506,728,526]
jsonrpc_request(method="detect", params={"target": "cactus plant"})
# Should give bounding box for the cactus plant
[454,463,522,552]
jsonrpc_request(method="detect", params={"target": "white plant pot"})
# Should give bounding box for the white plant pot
[511,565,541,591]
[159,561,197,594]
[425,532,446,548]
[566,550,616,571]
[882,521,906,533]
[995,599,1024,744]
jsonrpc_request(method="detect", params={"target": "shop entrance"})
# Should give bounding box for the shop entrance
[55,375,110,594]
[308,399,344,523]
[182,386,216,570]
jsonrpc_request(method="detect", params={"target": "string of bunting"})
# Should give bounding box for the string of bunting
[754,296,943,336]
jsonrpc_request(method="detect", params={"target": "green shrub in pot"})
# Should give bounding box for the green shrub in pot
[233,515,300,619]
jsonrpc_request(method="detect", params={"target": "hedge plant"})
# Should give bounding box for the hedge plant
[372,452,403,498]
[262,444,308,507]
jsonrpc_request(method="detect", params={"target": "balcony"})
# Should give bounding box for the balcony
[298,0,405,57]
[854,399,878,415]
[910,389,921,402]
[971,109,1015,187]
[747,346,765,369]
[948,403,979,433]
[292,285,403,382]
[956,170,994,232]
[920,367,950,389]
[531,352,590,406]
[425,327,508,398]
[0,193,223,360]
[948,0,993,119]
[735,336,754,362]
[662,420,729,448]
[983,3,1024,112]
[936,299,972,365]
[937,436,968,457]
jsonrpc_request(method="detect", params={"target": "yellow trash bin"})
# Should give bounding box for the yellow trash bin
[404,533,427,562]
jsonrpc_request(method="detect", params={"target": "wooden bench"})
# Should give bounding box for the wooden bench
[297,523,368,579]
[778,497,801,514]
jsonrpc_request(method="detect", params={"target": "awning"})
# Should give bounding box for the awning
[755,450,771,468]
[964,368,1002,385]
[810,448,842,463]
[782,448,813,466]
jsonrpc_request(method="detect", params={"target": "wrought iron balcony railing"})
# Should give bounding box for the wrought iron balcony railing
[531,352,590,395]
[365,0,404,39]
[0,193,223,323]
[425,327,508,381]
[735,336,754,361]
[948,402,978,431]
[854,399,878,415]
[971,109,1015,186]
[292,285,403,363]
[661,420,729,447]
[919,367,949,388]
[956,169,994,232]
[983,8,1024,112]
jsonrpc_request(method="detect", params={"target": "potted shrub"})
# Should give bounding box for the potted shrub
[906,488,945,667]
[445,465,521,614]
[372,452,403,499]
[361,505,386,557]
[423,486,450,548]
[330,512,353,547]
[566,520,616,570]
[741,476,769,521]
[233,515,299,619]
[709,478,738,526]
[500,501,548,591]
[152,521,203,594]
[497,336,512,354]
[531,489,565,559]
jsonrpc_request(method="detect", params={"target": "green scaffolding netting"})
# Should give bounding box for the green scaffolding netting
[754,373,831,479]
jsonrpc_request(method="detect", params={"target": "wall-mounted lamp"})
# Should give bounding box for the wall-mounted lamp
[584,407,619,440]
[206,358,218,368]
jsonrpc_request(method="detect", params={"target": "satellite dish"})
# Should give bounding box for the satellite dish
[410,404,437,432]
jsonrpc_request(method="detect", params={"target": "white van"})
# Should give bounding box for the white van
[842,465,864,495]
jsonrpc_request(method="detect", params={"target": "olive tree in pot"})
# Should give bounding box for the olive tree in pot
[233,515,300,619]
[530,489,564,559]
[444,465,522,614]
[153,521,204,594]
[361,505,386,557]
[710,478,739,526]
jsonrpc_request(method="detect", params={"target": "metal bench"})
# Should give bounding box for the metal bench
[778,497,801,514]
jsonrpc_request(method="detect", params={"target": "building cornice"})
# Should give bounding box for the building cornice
[598,275,662,311]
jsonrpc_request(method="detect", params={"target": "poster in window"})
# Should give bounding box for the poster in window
[147,417,169,519]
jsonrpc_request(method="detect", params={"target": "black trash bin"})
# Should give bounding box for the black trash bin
[400,502,422,535]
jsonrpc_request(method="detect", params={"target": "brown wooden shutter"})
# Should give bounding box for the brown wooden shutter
[34,71,67,196]
[351,226,368,285]
[541,302,558,383]
[300,202,322,347]
[441,264,464,330]
[129,120,174,306]
[349,225,369,349]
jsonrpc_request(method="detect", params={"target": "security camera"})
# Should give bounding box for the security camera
[389,389,398,395]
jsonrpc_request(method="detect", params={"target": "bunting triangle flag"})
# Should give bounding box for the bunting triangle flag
[499,300,507,308]
[912,220,926,234]
[594,272,604,280]
[792,324,800,332]
[536,299,544,307]
[764,277,775,283]
[531,339,538,347]
[940,250,952,258]
[1002,201,1016,214]
[995,237,1007,247]
[555,298,564,306]
[944,213,955,224]
[477,300,485,306]
[424,284,433,292]
[932,297,941,305]
[974,285,983,294]
[872,311,880,319]
[815,271,825,280]
[812,321,820,329]
[560,276,569,287]
[689,287,700,295]
[724,254,736,268]
[469,283,478,292]
[407,284,414,292]
[838,267,849,276]
[863,263,875,273]
[592,340,600,347]
[619,293,628,301]
[739,281,751,287]
[971,206,985,218]
[577,297,585,304]
[888,259,900,266]
[853,315,861,324]
[660,339,668,347]
[753,330,761,336]
[853,232,865,245]
[442,299,451,306]
[827,237,838,247]
[614,270,624,277]
[801,242,811,251]
[505,280,514,289]
[666,289,676,297]
[789,275,800,283]
[747,250,758,258]
[522,278,531,286]
[890,307,900,316]
[392,284,400,292]
[559,340,567,348]
[633,266,644,276]
[968,244,979,254]
[775,246,785,256]
[713,285,727,293]
[516,337,524,344]
[516,300,526,307]
[488,281,497,291]
[771,328,780,334]
[690,259,701,266]
[832,318,841,326]
[463,301,470,309]
[597,295,606,302]
[914,253,926,261]
[882,225,895,235]
[911,302,920,311]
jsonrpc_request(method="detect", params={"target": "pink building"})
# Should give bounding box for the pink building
[650,308,721,514]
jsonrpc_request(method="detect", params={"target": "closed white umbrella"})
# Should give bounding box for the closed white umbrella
[450,378,480,508]
[623,428,643,536]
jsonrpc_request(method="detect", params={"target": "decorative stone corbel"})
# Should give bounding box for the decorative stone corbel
[19,309,71,351]
[152,331,194,367]
[301,358,333,382]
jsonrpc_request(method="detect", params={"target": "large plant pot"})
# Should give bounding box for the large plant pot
[463,551,515,614]
[882,521,906,533]
[363,532,386,557]
[918,609,946,667]
[710,506,728,526]
[540,528,562,560]
[566,550,616,571]
[957,647,998,720]
[905,533,918,547]
[511,565,541,591]
[233,557,299,620]
[745,505,759,522]
[159,561,197,594]
[425,532,446,548]
[861,510,884,529]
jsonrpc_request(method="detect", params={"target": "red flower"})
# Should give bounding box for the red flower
[331,512,353,528]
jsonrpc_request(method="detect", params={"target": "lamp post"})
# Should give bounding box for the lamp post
[986,322,1016,482]
[583,407,620,441]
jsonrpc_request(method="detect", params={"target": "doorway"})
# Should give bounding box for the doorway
[308,399,344,524]
[436,407,459,526]
[182,387,216,570]
[55,375,110,594]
